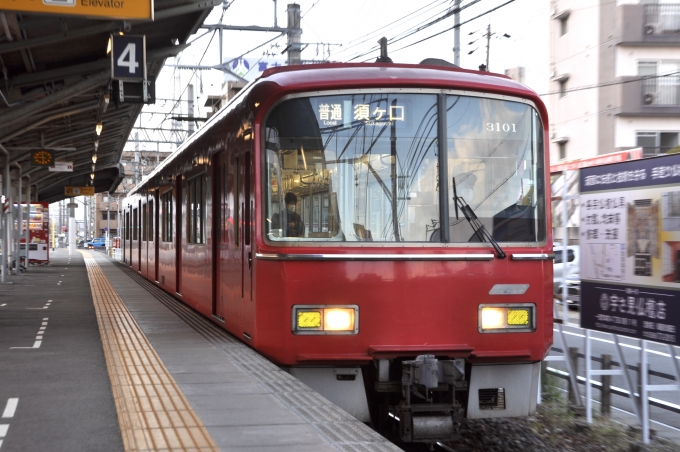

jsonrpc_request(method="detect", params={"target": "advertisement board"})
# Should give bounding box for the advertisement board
[580,153,680,345]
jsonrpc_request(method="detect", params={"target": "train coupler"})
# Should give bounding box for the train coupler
[395,355,465,443]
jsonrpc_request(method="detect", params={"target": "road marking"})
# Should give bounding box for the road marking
[0,304,5,307]
[1,399,17,418]
[0,424,8,437]
[10,319,47,349]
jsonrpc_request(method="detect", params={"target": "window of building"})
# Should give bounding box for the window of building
[637,131,679,156]
[560,17,568,36]
[559,142,567,161]
[162,189,173,242]
[559,79,567,98]
[187,174,206,244]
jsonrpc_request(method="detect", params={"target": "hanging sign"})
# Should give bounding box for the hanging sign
[49,162,74,172]
[65,186,95,197]
[0,0,154,20]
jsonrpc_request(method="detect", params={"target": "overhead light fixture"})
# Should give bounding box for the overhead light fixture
[94,140,99,151]
[92,154,97,163]
[106,37,112,55]
[92,164,96,172]
[95,122,103,136]
[90,172,95,180]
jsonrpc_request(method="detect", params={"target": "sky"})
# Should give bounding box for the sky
[124,0,550,155]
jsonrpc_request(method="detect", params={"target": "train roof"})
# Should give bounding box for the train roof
[257,62,538,99]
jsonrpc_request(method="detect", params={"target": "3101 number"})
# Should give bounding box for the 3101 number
[486,123,516,132]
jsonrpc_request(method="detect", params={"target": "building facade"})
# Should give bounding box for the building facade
[549,0,680,163]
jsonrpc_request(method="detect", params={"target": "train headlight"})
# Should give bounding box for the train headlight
[292,305,359,334]
[479,303,535,333]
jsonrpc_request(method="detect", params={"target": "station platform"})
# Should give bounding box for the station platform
[0,249,401,452]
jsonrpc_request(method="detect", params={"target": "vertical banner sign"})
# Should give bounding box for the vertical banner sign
[111,35,146,81]
[580,153,680,345]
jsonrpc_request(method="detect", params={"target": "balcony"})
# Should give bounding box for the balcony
[619,4,680,45]
[619,75,680,116]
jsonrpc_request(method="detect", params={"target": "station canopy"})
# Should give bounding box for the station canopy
[0,0,219,202]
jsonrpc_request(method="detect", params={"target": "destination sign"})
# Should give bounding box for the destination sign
[0,0,153,20]
[65,186,95,197]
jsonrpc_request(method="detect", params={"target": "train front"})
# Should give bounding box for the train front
[253,68,552,445]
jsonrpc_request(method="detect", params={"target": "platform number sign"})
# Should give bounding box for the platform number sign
[111,35,146,81]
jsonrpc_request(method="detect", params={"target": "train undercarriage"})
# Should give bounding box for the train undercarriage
[288,356,540,448]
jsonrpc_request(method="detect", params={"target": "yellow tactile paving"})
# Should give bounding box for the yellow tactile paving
[82,251,219,452]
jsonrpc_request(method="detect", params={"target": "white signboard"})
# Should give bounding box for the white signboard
[49,162,73,172]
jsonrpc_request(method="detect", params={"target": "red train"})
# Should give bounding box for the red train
[123,62,553,445]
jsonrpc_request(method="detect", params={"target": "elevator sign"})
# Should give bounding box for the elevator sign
[0,0,153,20]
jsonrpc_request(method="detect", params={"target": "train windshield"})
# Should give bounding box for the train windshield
[264,92,545,244]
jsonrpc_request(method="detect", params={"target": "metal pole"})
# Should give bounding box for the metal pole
[24,178,30,270]
[585,330,592,423]
[485,23,490,72]
[641,340,650,444]
[68,201,76,256]
[188,84,195,136]
[107,197,110,251]
[562,171,569,323]
[16,168,21,273]
[273,0,278,27]
[286,3,302,65]
[453,0,461,66]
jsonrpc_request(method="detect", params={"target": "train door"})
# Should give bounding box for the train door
[147,196,155,281]
[175,177,182,295]
[154,191,160,282]
[242,149,254,337]
[141,199,148,278]
[137,199,142,272]
[212,151,226,322]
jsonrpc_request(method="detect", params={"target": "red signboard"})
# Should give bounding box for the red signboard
[550,148,642,173]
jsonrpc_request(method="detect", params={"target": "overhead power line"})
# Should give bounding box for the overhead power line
[539,71,680,97]
[347,0,485,62]
[379,0,516,60]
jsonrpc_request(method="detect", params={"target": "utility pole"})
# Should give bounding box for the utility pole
[486,24,491,71]
[286,3,302,65]
[188,84,195,136]
[453,0,461,66]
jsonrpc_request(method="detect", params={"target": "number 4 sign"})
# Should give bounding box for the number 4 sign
[111,35,146,81]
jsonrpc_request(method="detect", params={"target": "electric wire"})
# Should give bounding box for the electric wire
[361,0,515,61]
[331,0,452,59]
[346,0,485,62]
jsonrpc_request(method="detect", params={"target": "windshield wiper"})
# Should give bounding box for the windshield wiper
[452,177,506,259]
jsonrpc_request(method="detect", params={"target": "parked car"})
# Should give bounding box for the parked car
[555,273,581,309]
[86,237,106,249]
[553,244,579,291]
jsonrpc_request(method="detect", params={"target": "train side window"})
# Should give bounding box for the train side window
[133,208,138,240]
[162,189,173,242]
[125,211,130,240]
[187,173,206,244]
[149,199,154,241]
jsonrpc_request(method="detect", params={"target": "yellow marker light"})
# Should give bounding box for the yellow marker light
[481,307,505,330]
[292,305,359,334]
[324,309,354,331]
[508,309,529,326]
[478,303,535,333]
[297,311,321,328]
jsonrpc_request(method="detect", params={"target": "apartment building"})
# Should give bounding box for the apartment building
[550,0,680,162]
